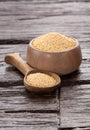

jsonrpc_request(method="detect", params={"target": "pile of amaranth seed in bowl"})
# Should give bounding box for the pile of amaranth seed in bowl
[32,32,76,52]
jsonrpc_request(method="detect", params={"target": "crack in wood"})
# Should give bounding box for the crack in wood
[5,109,59,114]
[0,80,23,87]
[60,127,90,130]
[0,40,29,45]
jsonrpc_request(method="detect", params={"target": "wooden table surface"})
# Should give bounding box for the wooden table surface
[0,0,90,130]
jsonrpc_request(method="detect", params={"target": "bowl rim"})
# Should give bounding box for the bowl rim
[29,37,80,54]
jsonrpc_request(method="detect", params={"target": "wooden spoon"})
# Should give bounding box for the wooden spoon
[5,53,61,93]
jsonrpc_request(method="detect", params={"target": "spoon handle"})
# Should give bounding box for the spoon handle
[5,53,33,75]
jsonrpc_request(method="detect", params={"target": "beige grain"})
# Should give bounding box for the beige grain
[32,32,76,52]
[27,72,56,88]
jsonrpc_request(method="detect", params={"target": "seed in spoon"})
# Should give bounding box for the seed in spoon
[26,72,57,88]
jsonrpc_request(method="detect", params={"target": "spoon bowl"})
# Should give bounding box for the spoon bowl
[24,70,61,93]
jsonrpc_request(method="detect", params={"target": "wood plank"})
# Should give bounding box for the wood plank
[62,59,90,85]
[0,44,90,85]
[60,84,90,128]
[0,84,59,111]
[0,113,58,130]
[0,1,90,40]
[0,0,90,2]
[0,44,27,62]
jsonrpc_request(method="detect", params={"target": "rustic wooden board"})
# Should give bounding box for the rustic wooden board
[0,84,59,111]
[0,0,90,129]
[0,113,58,130]
[60,84,90,128]
[0,1,90,41]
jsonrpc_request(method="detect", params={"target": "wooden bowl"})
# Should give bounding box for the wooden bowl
[26,39,82,75]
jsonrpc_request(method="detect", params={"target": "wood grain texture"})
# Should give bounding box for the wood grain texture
[1,43,90,128]
[0,0,90,41]
[60,84,90,128]
[61,127,90,129]
[0,0,90,129]
[0,84,59,111]
[0,113,58,130]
